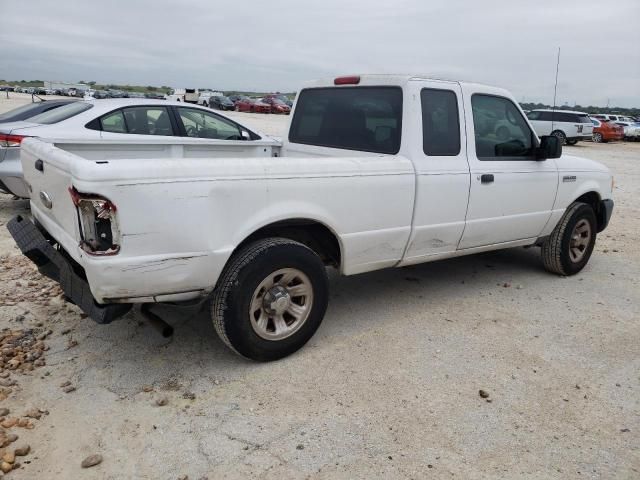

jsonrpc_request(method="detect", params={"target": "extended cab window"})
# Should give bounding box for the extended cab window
[289,87,402,154]
[177,107,243,140]
[421,89,460,156]
[472,94,534,160]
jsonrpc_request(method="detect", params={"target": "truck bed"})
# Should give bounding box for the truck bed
[21,137,415,304]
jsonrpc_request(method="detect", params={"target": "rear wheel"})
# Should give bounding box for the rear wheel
[551,130,567,145]
[211,238,329,361]
[566,139,578,146]
[542,202,597,276]
[592,132,603,143]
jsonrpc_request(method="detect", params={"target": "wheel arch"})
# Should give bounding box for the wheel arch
[573,191,609,232]
[233,218,343,270]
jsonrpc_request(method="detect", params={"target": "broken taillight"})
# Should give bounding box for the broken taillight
[0,133,27,148]
[69,187,120,255]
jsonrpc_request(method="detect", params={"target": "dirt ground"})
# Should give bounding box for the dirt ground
[0,93,638,479]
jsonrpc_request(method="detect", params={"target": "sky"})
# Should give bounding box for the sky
[1,0,639,107]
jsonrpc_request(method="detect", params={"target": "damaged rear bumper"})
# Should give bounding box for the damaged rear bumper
[7,215,131,324]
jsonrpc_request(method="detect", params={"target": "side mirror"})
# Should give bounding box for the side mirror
[536,135,562,160]
[241,130,250,140]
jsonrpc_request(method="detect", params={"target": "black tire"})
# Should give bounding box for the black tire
[566,139,578,146]
[551,130,567,145]
[541,202,597,276]
[211,238,329,361]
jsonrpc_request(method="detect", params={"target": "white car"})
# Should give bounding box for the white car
[0,99,266,197]
[592,114,633,123]
[9,74,614,361]
[615,121,640,140]
[526,109,593,145]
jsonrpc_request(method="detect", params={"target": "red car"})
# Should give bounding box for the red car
[591,118,624,143]
[260,97,291,114]
[234,97,271,114]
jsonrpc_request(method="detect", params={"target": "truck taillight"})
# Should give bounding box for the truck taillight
[0,133,27,147]
[69,187,120,255]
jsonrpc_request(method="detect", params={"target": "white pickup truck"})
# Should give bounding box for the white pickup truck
[8,75,614,361]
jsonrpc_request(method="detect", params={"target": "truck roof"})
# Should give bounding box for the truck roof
[303,74,510,95]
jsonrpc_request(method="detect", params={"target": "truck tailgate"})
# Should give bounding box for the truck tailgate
[20,138,80,245]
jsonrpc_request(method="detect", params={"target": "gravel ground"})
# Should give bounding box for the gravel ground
[0,93,638,479]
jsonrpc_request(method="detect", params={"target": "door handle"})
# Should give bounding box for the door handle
[480,174,494,183]
[35,159,44,172]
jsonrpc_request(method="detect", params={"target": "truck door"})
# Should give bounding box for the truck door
[458,90,558,249]
[399,80,471,265]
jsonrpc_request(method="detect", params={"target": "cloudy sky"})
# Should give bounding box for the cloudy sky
[1,0,639,107]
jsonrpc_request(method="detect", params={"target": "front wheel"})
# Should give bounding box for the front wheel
[211,238,329,361]
[541,202,597,276]
[592,132,603,143]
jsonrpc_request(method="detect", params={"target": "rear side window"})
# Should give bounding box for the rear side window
[578,115,592,124]
[556,112,578,122]
[100,111,126,133]
[421,88,460,156]
[289,87,402,154]
[28,102,93,125]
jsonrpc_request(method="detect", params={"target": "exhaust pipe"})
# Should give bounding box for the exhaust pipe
[139,305,174,338]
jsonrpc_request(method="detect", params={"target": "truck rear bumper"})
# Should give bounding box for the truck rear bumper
[7,215,132,324]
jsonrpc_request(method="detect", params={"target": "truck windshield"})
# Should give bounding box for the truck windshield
[28,102,93,125]
[289,87,402,154]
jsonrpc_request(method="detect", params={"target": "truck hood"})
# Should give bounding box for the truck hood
[555,154,609,173]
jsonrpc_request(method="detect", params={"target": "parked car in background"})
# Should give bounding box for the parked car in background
[526,110,593,145]
[0,99,263,198]
[615,121,640,140]
[209,95,235,111]
[145,92,166,100]
[198,91,223,107]
[265,93,294,107]
[166,88,199,103]
[260,97,291,114]
[0,100,77,124]
[234,97,271,113]
[591,114,633,123]
[590,118,624,143]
